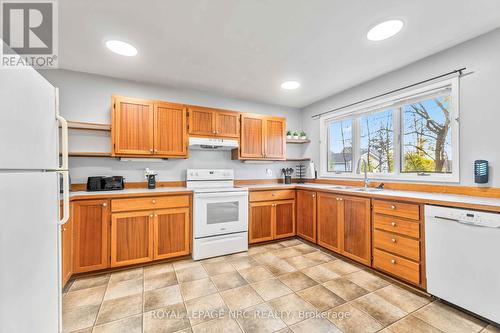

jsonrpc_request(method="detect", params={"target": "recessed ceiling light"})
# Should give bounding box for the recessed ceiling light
[281,81,300,90]
[367,19,404,41]
[105,40,138,56]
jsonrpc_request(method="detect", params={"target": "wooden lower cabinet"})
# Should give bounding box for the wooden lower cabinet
[316,193,371,265]
[341,196,371,265]
[111,210,154,267]
[296,190,317,243]
[61,204,73,286]
[72,199,110,273]
[249,202,274,243]
[248,192,295,244]
[154,208,190,260]
[317,192,341,252]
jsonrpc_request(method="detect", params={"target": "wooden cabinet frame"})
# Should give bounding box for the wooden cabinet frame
[112,96,188,158]
[296,190,317,243]
[188,105,240,138]
[249,199,295,244]
[237,113,286,160]
[153,207,191,260]
[73,199,110,273]
[110,210,154,267]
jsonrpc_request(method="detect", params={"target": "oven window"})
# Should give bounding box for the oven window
[207,201,239,224]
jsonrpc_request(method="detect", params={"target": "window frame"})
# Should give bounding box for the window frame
[319,77,460,183]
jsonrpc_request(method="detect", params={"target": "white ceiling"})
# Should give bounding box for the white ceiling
[58,0,500,108]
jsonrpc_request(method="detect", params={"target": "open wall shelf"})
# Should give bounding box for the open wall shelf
[286,139,310,144]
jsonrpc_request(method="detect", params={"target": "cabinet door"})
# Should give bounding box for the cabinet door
[240,114,265,158]
[216,111,239,138]
[274,200,295,239]
[154,208,190,260]
[341,196,371,265]
[296,190,317,243]
[154,102,188,157]
[112,96,154,156]
[73,200,110,273]
[317,192,342,253]
[61,204,73,286]
[264,117,286,159]
[249,202,274,244]
[188,107,216,136]
[111,211,154,267]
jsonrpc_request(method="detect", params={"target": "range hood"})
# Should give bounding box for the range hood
[189,137,238,150]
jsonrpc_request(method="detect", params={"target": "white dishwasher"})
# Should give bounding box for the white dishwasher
[425,205,500,324]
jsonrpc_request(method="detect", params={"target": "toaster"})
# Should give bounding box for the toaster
[86,176,124,191]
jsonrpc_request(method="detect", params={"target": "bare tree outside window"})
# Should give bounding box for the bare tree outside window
[327,120,353,172]
[402,95,452,173]
[360,110,394,173]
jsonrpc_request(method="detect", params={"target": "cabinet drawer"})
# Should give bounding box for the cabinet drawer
[373,200,420,220]
[373,214,420,238]
[249,190,295,202]
[373,249,420,285]
[112,195,190,212]
[374,230,420,261]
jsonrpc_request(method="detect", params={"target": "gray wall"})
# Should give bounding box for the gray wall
[39,70,304,183]
[301,28,500,187]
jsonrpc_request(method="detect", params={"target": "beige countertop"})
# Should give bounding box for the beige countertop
[69,182,500,212]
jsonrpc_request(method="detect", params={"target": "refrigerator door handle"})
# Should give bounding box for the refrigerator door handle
[58,170,70,225]
[55,88,69,171]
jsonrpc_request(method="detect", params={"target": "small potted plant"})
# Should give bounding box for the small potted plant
[286,130,292,140]
[300,131,307,140]
[292,131,300,140]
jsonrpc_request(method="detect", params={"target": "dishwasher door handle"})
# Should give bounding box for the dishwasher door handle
[434,216,500,228]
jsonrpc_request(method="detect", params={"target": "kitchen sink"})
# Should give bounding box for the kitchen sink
[352,187,383,192]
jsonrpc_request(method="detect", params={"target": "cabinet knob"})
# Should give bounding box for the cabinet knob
[149,214,153,218]
[212,130,216,134]
[391,238,397,243]
[390,205,396,210]
[152,200,156,204]
[154,214,158,217]
[102,203,107,207]
[62,227,66,231]
[150,149,153,152]
[339,198,343,201]
[391,259,397,264]
[391,222,396,226]
[154,149,158,152]
[312,194,316,198]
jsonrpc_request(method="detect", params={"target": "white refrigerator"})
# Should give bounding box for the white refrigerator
[0,51,69,332]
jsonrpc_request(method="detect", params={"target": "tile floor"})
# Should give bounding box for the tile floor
[63,239,499,333]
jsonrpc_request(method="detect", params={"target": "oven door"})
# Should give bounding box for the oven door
[193,191,248,238]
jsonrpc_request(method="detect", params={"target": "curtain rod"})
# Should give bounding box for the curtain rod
[311,67,466,119]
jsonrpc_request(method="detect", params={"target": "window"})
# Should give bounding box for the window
[320,78,459,182]
[327,119,353,172]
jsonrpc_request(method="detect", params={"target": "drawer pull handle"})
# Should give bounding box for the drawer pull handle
[391,238,397,243]
[391,259,397,264]
[391,222,396,226]
[152,200,156,204]
[391,205,396,210]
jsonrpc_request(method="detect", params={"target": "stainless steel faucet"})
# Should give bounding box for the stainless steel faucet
[357,156,370,189]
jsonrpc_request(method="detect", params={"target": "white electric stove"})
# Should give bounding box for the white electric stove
[187,169,248,260]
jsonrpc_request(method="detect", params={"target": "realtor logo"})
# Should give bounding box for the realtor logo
[1,0,58,68]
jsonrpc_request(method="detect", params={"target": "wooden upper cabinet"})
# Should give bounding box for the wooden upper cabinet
[341,196,371,265]
[188,106,240,138]
[72,199,110,273]
[153,208,190,260]
[238,113,286,160]
[216,111,239,138]
[317,192,341,253]
[249,202,274,244]
[111,210,154,267]
[154,102,188,157]
[188,107,216,136]
[265,117,286,159]
[112,96,154,156]
[240,114,265,158]
[296,190,317,243]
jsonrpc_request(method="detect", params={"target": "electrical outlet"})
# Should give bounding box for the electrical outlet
[265,168,273,176]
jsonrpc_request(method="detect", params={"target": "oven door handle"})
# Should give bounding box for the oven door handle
[195,192,248,198]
